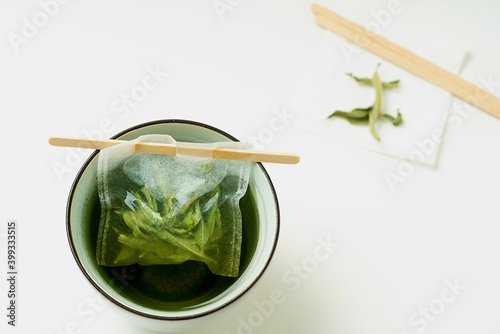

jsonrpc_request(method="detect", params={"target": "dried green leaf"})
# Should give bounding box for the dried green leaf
[327,106,371,126]
[382,110,403,126]
[346,73,399,89]
[346,117,370,125]
[330,65,403,141]
[327,107,371,120]
[369,67,383,141]
[346,73,373,85]
[382,80,399,89]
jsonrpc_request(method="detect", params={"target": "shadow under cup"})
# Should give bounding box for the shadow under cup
[67,120,280,330]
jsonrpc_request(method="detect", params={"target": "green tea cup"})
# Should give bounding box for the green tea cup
[66,119,280,332]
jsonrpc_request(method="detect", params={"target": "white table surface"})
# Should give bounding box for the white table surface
[1,0,500,333]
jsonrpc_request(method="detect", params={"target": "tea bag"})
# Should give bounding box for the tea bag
[96,135,252,277]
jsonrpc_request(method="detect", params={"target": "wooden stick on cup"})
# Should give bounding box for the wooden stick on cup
[48,136,300,165]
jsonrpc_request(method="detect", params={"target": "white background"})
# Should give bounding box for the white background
[1,0,500,333]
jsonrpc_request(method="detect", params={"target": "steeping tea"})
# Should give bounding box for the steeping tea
[85,186,259,311]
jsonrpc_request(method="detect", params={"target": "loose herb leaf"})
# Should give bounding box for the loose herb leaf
[382,110,403,126]
[327,107,370,125]
[382,80,400,89]
[345,117,370,125]
[330,65,403,141]
[345,73,372,85]
[369,68,383,141]
[327,107,371,119]
[346,73,400,89]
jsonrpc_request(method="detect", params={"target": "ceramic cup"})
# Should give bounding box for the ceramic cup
[66,119,280,332]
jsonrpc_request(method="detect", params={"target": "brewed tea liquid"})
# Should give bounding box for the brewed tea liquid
[87,188,259,311]
[104,261,236,310]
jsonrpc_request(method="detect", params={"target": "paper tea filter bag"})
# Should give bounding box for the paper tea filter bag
[96,135,252,277]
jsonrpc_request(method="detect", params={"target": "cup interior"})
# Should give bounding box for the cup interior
[67,120,280,320]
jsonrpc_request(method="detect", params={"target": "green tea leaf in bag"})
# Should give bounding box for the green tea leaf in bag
[96,134,252,277]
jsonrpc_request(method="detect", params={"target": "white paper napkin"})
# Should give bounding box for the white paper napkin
[292,25,465,165]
